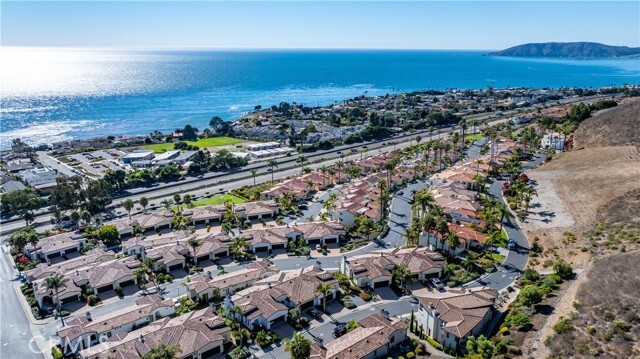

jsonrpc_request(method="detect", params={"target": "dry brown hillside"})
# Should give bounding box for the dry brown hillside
[574,98,640,149]
[522,98,640,358]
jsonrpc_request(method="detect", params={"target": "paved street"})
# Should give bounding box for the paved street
[0,247,44,359]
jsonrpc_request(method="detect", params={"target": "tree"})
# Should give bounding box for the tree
[4,227,37,253]
[346,319,359,332]
[155,166,180,181]
[316,283,333,311]
[181,125,198,141]
[139,196,149,212]
[231,328,250,347]
[80,209,92,226]
[392,264,413,290]
[520,285,543,307]
[44,273,70,311]
[70,210,81,229]
[122,199,135,219]
[283,331,311,359]
[141,344,182,359]
[183,194,193,207]
[209,116,224,133]
[333,272,350,289]
[251,168,258,186]
[173,194,181,204]
[446,231,460,256]
[161,199,172,210]
[187,237,203,259]
[465,335,494,359]
[552,259,573,279]
[23,211,35,226]
[97,225,119,244]
[0,188,44,215]
[267,159,278,184]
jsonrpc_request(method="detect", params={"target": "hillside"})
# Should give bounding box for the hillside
[520,98,640,357]
[489,42,640,58]
[573,98,640,148]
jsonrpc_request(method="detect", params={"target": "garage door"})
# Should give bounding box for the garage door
[307,239,320,244]
[301,300,314,310]
[65,247,79,254]
[215,252,227,258]
[374,281,389,288]
[272,244,285,250]
[255,246,269,252]
[197,255,210,262]
[61,295,78,304]
[324,237,337,243]
[119,280,135,288]
[169,263,183,272]
[47,252,62,259]
[201,345,221,359]
[96,285,113,294]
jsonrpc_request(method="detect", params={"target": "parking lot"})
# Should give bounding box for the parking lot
[61,149,129,178]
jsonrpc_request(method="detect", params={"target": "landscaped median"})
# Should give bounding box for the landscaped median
[143,136,243,152]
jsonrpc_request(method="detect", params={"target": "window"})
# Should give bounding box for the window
[446,333,449,338]
[390,337,395,344]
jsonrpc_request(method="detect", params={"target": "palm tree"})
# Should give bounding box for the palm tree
[122,199,135,219]
[161,199,172,210]
[134,266,149,293]
[495,202,514,231]
[446,231,460,256]
[283,331,312,359]
[187,237,203,261]
[141,344,181,359]
[250,169,258,186]
[335,161,345,183]
[376,178,387,220]
[297,155,308,172]
[23,211,35,227]
[231,328,251,347]
[315,283,333,311]
[139,196,149,213]
[392,264,412,291]
[412,189,435,220]
[44,273,69,311]
[268,159,278,184]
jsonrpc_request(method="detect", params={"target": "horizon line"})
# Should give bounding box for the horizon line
[1,45,500,51]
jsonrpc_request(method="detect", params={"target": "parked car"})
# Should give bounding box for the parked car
[430,278,445,290]
[508,238,517,249]
[308,309,323,319]
[315,244,322,251]
[397,190,404,195]
[333,323,347,337]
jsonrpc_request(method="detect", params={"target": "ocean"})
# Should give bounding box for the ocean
[1,47,639,149]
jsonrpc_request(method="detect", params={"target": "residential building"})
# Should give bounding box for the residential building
[25,231,86,261]
[227,263,338,330]
[58,295,175,354]
[340,247,445,289]
[310,311,407,359]
[0,180,26,193]
[187,261,279,302]
[78,308,231,359]
[19,167,59,193]
[25,248,115,284]
[416,287,498,350]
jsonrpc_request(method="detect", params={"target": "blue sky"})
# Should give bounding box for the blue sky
[2,1,639,49]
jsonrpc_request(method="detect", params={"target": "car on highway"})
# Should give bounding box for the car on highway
[430,278,445,290]
[179,176,186,181]
[397,190,404,195]
[197,174,204,179]
[336,151,342,154]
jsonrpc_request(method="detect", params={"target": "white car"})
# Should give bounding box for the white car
[316,244,322,251]
[430,278,445,290]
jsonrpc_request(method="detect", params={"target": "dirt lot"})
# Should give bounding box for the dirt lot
[573,98,640,149]
[523,146,640,270]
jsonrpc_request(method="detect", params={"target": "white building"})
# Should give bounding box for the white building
[541,133,565,151]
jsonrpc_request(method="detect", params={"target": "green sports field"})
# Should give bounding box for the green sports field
[143,137,243,152]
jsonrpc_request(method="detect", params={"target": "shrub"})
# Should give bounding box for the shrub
[519,285,543,307]
[114,286,123,296]
[552,259,573,279]
[360,292,371,301]
[499,326,510,335]
[87,294,100,306]
[495,341,508,355]
[509,313,531,326]
[406,352,415,359]
[27,296,38,308]
[552,316,574,334]
[425,336,443,350]
[586,325,596,335]
[52,347,64,359]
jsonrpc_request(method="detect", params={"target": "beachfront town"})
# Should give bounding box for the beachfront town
[0,85,636,359]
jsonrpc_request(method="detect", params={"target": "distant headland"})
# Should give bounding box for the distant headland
[489,42,640,58]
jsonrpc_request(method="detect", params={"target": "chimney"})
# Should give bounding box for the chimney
[139,334,144,342]
[85,312,92,321]
[429,302,433,309]
[268,283,272,289]
[208,271,213,279]
[380,309,390,319]
[314,337,324,347]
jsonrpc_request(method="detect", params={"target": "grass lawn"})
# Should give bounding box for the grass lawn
[190,193,247,207]
[491,253,506,263]
[465,134,484,142]
[143,137,243,153]
[494,228,509,248]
